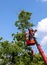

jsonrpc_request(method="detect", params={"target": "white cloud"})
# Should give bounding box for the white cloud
[36,18,47,55]
[36,18,47,45]
[41,36,47,45]
[37,18,47,33]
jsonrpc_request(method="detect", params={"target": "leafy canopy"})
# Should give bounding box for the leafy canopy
[0,10,44,65]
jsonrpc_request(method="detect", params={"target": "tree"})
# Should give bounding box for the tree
[11,10,44,65]
[11,10,34,65]
[0,10,44,65]
[15,10,34,31]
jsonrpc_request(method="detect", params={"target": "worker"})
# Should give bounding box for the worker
[25,28,37,46]
[29,28,37,40]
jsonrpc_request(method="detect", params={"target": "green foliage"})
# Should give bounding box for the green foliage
[15,10,34,31]
[0,37,3,42]
[0,10,44,65]
[12,32,26,42]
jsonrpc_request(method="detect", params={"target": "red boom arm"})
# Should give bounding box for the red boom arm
[33,37,47,65]
[36,43,47,65]
[25,28,47,65]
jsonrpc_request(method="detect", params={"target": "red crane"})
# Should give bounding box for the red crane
[25,28,47,65]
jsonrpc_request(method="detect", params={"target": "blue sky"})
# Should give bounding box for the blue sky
[0,0,47,54]
[0,0,47,41]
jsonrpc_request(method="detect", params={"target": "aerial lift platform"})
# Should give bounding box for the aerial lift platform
[25,28,47,65]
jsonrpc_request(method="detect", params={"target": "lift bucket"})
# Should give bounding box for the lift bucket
[26,39,35,46]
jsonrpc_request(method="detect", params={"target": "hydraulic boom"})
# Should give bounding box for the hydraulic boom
[25,28,47,65]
